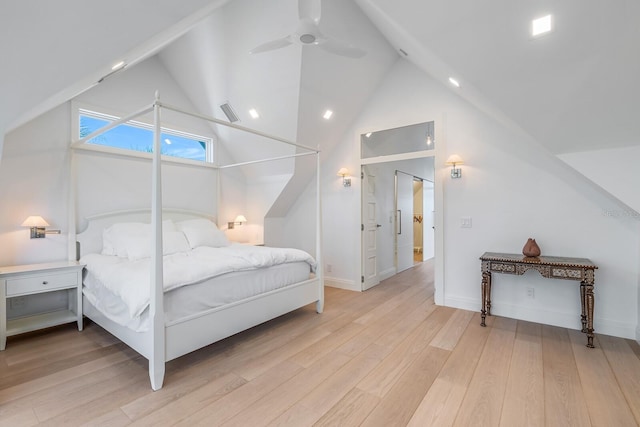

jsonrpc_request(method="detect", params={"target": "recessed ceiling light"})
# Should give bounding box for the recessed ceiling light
[448,77,460,88]
[323,110,333,120]
[249,108,260,119]
[111,61,126,71]
[532,15,552,37]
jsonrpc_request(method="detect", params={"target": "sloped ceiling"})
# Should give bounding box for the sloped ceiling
[356,0,640,155]
[3,0,638,161]
[0,0,230,135]
[158,0,398,193]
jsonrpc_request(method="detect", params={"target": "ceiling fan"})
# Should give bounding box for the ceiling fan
[249,0,366,58]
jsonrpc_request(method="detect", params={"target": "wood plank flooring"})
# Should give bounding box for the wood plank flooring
[1,260,640,426]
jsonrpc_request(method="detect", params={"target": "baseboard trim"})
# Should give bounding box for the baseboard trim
[325,277,360,292]
[444,296,636,340]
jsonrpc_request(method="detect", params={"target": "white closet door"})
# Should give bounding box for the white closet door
[423,180,435,260]
[396,172,414,272]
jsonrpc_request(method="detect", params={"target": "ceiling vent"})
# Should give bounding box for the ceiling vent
[220,102,239,123]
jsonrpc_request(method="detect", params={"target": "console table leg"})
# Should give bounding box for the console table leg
[481,271,490,327]
[586,284,595,348]
[580,282,587,333]
[486,273,492,316]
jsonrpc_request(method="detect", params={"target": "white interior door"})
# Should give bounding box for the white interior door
[362,166,380,290]
[423,180,435,260]
[396,172,414,272]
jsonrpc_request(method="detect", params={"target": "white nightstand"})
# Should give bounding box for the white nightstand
[0,261,84,350]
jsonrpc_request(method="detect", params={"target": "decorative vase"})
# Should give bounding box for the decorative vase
[522,238,541,257]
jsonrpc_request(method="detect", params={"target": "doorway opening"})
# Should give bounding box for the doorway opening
[395,170,434,273]
[360,120,440,293]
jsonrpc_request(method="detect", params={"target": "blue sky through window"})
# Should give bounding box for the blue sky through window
[80,115,208,162]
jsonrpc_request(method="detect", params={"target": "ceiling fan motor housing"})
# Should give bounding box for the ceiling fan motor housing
[300,33,316,44]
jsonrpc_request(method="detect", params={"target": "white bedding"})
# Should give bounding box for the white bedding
[83,261,312,332]
[81,244,316,324]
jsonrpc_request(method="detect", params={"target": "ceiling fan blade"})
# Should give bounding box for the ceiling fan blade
[319,38,366,58]
[249,37,293,54]
[299,0,321,24]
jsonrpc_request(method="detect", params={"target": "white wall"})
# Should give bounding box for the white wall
[304,58,639,339]
[0,57,210,266]
[0,104,73,266]
[0,54,296,269]
[71,56,220,221]
[558,146,640,214]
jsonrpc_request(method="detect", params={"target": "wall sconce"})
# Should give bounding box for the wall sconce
[337,168,351,187]
[21,216,61,238]
[445,154,464,179]
[228,215,247,230]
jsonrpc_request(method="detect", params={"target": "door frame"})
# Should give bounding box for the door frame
[357,117,444,305]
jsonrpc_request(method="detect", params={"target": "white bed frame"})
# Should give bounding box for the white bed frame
[69,93,324,390]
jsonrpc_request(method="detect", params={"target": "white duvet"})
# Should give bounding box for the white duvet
[81,245,316,320]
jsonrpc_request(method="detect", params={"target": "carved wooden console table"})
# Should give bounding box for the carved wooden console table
[479,252,598,348]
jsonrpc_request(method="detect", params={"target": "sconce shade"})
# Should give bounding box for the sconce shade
[21,216,50,227]
[21,215,60,238]
[337,168,349,177]
[228,215,247,230]
[445,154,464,165]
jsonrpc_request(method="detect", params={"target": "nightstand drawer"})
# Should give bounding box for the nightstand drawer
[6,272,78,296]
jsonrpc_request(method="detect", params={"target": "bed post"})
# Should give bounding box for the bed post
[68,145,78,261]
[149,91,165,390]
[315,148,324,313]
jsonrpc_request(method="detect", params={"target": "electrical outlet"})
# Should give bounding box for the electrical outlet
[460,217,472,228]
[326,264,332,273]
[526,287,535,299]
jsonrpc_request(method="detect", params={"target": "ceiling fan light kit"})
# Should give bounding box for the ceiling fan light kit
[250,0,366,59]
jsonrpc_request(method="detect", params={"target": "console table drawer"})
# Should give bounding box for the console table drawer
[6,272,78,296]
[551,268,583,280]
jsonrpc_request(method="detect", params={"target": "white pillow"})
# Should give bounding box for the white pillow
[126,231,191,260]
[102,222,148,257]
[102,220,178,257]
[181,227,230,248]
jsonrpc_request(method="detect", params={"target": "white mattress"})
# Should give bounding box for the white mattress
[83,261,311,332]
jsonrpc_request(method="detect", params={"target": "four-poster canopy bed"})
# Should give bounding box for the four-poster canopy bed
[69,92,324,390]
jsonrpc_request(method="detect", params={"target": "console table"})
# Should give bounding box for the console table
[479,252,598,348]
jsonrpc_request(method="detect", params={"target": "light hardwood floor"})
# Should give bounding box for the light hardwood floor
[1,260,640,426]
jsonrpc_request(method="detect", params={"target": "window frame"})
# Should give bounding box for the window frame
[72,102,216,167]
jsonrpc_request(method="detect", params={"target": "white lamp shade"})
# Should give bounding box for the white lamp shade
[234,215,247,223]
[21,216,50,227]
[445,154,464,165]
[337,167,349,177]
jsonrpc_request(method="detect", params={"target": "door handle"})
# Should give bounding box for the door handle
[376,224,382,228]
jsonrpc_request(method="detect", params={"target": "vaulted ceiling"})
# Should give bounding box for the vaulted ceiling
[358,0,640,155]
[2,0,638,161]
